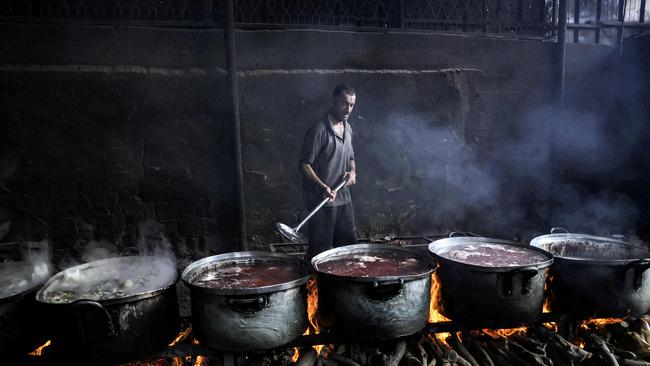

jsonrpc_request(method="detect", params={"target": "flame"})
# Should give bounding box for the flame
[191,338,207,366]
[307,277,319,333]
[169,325,192,346]
[543,274,554,313]
[166,327,206,366]
[542,297,552,313]
[543,322,558,332]
[291,348,300,363]
[303,276,326,355]
[428,272,452,344]
[481,327,528,338]
[579,318,625,330]
[28,340,52,356]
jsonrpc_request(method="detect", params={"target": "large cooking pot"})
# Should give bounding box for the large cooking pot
[182,251,310,351]
[428,237,553,328]
[312,244,433,340]
[36,256,179,364]
[0,241,53,358]
[531,231,650,318]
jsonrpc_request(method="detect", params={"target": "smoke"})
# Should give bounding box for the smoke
[373,103,641,239]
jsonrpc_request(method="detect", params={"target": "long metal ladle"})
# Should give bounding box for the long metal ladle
[276,175,349,243]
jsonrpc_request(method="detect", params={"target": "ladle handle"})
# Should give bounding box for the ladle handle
[294,175,349,232]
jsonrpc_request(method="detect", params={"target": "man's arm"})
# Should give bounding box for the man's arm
[347,159,356,186]
[301,163,336,200]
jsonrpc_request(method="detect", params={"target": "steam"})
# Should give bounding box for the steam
[38,218,179,304]
[0,240,53,299]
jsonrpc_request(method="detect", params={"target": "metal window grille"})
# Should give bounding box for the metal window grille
[0,0,648,43]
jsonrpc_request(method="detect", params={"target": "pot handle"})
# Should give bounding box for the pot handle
[628,259,650,290]
[448,232,479,238]
[368,278,404,301]
[501,267,538,297]
[71,300,117,339]
[550,227,569,234]
[227,295,268,314]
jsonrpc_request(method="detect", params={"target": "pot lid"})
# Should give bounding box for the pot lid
[181,251,310,295]
[530,233,650,263]
[311,244,434,281]
[36,256,177,304]
[429,237,553,271]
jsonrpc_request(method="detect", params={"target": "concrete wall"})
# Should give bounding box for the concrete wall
[0,22,621,257]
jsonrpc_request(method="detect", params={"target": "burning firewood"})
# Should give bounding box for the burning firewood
[578,328,619,366]
[534,325,591,362]
[447,333,479,366]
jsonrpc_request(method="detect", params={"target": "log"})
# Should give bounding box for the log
[429,337,452,366]
[468,340,494,366]
[579,329,619,366]
[329,352,361,366]
[618,358,650,366]
[546,346,574,366]
[485,339,532,366]
[535,325,591,362]
[415,337,429,366]
[385,339,407,366]
[297,348,318,366]
[405,355,423,366]
[606,341,639,360]
[511,334,547,355]
[447,334,479,366]
[482,342,516,366]
[509,340,553,366]
[455,355,473,366]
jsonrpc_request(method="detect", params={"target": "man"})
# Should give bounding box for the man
[299,84,358,262]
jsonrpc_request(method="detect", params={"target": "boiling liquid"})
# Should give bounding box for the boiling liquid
[317,252,430,277]
[192,260,305,289]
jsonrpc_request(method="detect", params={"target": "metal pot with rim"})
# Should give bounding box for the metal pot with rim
[311,244,434,340]
[36,255,180,364]
[530,229,650,318]
[182,251,310,352]
[428,236,553,328]
[0,241,53,357]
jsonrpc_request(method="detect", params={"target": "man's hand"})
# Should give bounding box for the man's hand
[323,186,336,201]
[346,170,356,186]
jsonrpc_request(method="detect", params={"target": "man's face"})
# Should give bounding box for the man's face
[331,92,356,122]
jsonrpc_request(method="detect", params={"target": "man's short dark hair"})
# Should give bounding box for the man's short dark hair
[333,84,356,97]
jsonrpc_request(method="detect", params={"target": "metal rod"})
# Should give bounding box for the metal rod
[294,179,348,232]
[400,0,405,29]
[225,0,248,250]
[557,0,567,107]
[641,0,647,22]
[617,0,625,44]
[573,0,580,42]
[596,0,602,44]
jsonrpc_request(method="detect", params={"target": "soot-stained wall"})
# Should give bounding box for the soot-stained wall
[0,23,626,257]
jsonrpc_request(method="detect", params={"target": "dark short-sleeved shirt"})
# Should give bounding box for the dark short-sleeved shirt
[299,116,355,207]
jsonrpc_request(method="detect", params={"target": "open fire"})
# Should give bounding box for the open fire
[20,258,650,366]
[22,283,650,366]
